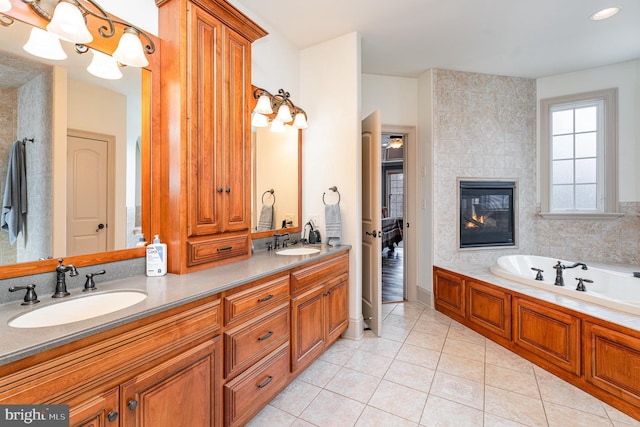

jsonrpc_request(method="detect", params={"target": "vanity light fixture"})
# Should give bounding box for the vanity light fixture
[252,87,309,130]
[590,7,621,21]
[0,0,12,13]
[23,27,67,60]
[19,0,155,66]
[87,48,122,79]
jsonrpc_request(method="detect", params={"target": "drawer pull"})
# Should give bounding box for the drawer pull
[258,294,273,303]
[107,411,119,422]
[257,375,273,389]
[217,246,233,252]
[127,399,138,411]
[258,331,273,341]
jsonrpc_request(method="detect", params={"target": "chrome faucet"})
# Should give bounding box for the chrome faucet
[53,258,79,298]
[274,232,290,249]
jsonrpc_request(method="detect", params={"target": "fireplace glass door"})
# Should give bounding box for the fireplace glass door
[459,181,515,248]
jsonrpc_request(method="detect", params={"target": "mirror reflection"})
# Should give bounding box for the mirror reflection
[0,18,143,266]
[251,125,299,232]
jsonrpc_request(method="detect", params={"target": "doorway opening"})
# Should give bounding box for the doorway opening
[381,133,405,303]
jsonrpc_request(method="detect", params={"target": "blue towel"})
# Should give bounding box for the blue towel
[324,203,341,246]
[1,140,27,245]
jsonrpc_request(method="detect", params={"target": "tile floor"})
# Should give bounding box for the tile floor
[247,301,640,427]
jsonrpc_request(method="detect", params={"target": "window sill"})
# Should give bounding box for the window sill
[538,212,625,220]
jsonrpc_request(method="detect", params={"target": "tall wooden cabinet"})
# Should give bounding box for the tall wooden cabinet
[156,0,267,273]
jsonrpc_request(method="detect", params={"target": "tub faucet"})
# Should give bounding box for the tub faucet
[53,258,79,298]
[564,262,588,271]
[553,261,565,286]
[575,277,593,292]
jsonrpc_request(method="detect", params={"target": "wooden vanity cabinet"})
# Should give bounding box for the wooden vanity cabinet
[69,387,120,427]
[156,0,267,273]
[290,253,350,373]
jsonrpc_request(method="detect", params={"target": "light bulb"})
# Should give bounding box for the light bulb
[0,0,12,13]
[251,112,269,128]
[47,0,93,44]
[23,27,67,61]
[275,104,292,123]
[87,49,123,80]
[113,27,148,67]
[292,112,308,129]
[254,94,273,115]
[270,119,285,133]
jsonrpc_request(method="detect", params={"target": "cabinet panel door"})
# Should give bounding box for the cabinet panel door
[325,274,349,345]
[291,286,325,373]
[222,26,251,231]
[70,387,120,427]
[513,297,581,376]
[466,280,511,340]
[584,322,640,407]
[188,4,224,236]
[121,339,219,427]
[433,268,465,319]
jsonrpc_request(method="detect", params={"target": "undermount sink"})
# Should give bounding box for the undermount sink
[8,290,147,329]
[276,247,321,256]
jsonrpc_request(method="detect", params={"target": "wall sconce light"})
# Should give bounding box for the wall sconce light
[18,0,155,68]
[388,136,404,149]
[87,48,122,79]
[23,26,67,60]
[252,87,309,131]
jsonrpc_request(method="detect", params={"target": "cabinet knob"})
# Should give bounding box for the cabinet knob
[217,188,223,193]
[127,399,138,411]
[225,187,231,193]
[107,411,119,422]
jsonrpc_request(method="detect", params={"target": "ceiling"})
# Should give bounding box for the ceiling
[233,0,640,79]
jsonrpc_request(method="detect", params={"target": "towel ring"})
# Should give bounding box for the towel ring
[322,186,341,205]
[262,189,276,206]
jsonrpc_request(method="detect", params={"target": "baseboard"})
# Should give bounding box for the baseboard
[416,287,433,308]
[342,317,364,340]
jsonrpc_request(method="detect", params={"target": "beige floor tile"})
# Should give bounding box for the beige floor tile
[325,367,381,403]
[405,329,447,352]
[246,404,297,427]
[384,359,435,393]
[384,313,419,330]
[299,389,365,427]
[269,379,322,416]
[535,366,608,417]
[382,303,398,317]
[419,309,453,326]
[291,419,316,427]
[483,412,531,426]
[395,343,442,369]
[297,358,341,387]
[446,321,487,345]
[429,372,484,410]
[390,303,425,319]
[603,403,640,426]
[412,318,450,337]
[420,395,483,426]
[368,379,428,423]
[381,324,412,342]
[358,336,403,358]
[344,349,394,377]
[355,406,419,427]
[485,385,547,426]
[442,337,485,362]
[320,341,360,366]
[485,340,534,373]
[544,401,613,427]
[436,352,485,383]
[485,364,539,398]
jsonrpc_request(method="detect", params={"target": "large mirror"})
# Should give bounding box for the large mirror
[250,88,302,239]
[0,4,157,278]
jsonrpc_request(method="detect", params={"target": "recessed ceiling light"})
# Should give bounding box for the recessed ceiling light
[590,7,621,21]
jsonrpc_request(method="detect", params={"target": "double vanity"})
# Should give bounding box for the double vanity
[0,246,350,426]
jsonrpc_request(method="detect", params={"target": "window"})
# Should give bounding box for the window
[539,88,619,218]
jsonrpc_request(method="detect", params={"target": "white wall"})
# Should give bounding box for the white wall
[361,74,418,127]
[300,32,363,340]
[537,59,640,202]
[99,0,158,35]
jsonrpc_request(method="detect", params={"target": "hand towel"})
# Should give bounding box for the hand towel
[324,203,342,246]
[257,204,273,231]
[1,140,27,245]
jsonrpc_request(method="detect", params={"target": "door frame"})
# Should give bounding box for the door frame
[382,125,417,302]
[66,129,116,253]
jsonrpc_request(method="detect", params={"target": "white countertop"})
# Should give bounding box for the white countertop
[0,245,350,367]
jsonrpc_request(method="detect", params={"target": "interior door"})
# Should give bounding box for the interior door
[67,134,108,255]
[361,110,382,336]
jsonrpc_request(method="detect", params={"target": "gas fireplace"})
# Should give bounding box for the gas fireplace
[459,180,516,248]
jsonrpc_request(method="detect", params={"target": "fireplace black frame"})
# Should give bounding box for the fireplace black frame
[459,180,516,249]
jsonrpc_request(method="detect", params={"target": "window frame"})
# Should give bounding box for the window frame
[539,88,621,219]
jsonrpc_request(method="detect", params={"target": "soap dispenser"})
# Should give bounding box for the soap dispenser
[146,235,167,276]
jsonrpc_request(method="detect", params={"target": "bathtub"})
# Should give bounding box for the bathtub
[490,255,640,315]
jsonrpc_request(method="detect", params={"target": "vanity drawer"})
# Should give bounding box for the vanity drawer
[186,234,249,267]
[224,304,289,379]
[224,274,290,327]
[224,343,290,427]
[291,252,349,294]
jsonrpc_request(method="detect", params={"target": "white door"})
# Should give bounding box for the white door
[362,110,382,336]
[67,134,109,255]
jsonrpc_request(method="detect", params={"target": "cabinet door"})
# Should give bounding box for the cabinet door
[466,279,511,340]
[70,387,120,427]
[325,274,349,345]
[188,4,224,237]
[433,268,465,319]
[120,339,219,427]
[222,26,251,231]
[291,285,325,373]
[513,297,581,376]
